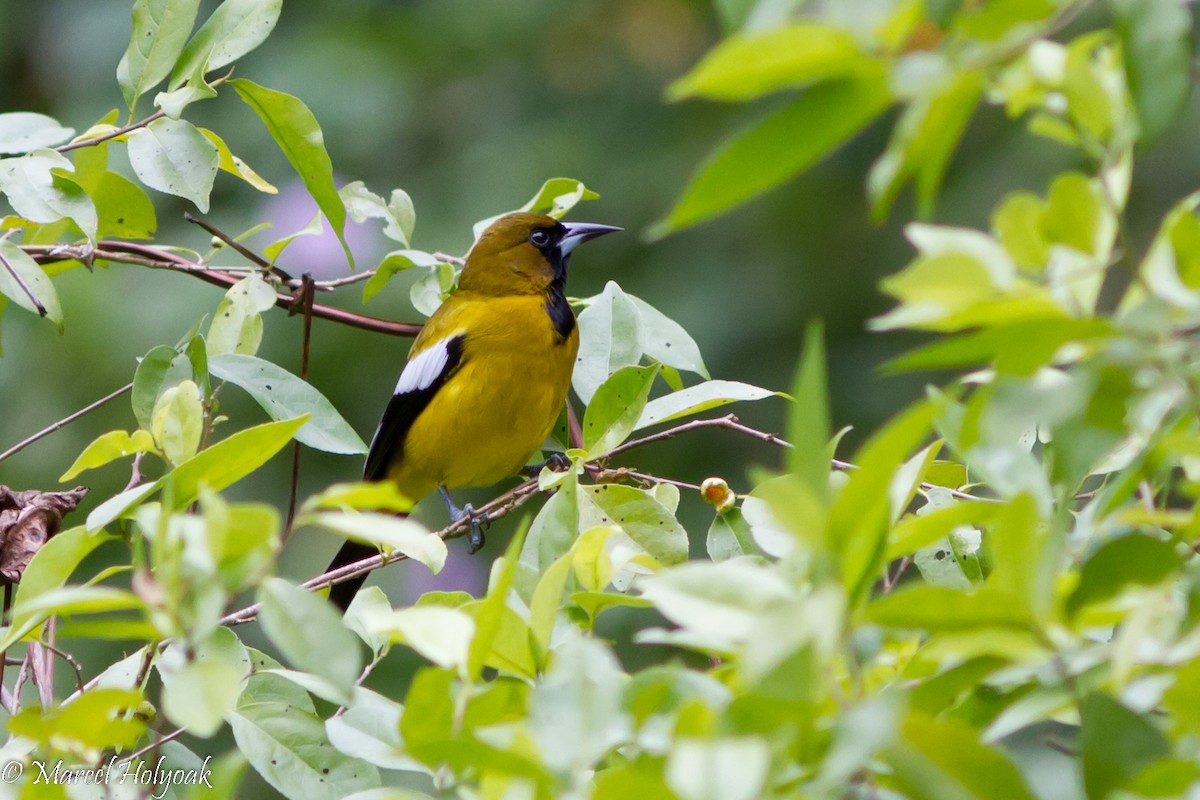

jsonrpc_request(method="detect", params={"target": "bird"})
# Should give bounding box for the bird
[326,211,621,610]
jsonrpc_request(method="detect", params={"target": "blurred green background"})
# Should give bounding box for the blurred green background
[3,2,1198,795]
[5,0,1199,590]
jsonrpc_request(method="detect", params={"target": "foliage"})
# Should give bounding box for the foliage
[0,1,1198,799]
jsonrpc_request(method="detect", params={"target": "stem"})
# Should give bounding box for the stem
[0,382,133,466]
[55,110,166,153]
[284,277,316,539]
[184,212,293,282]
[0,245,46,315]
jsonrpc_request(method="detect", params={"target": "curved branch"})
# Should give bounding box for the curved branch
[24,242,423,337]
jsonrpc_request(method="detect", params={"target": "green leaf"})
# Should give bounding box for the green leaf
[0,112,74,154]
[172,0,282,85]
[60,429,158,481]
[11,526,114,613]
[984,494,1047,619]
[1110,0,1193,143]
[867,585,1034,632]
[0,238,63,327]
[667,22,871,101]
[666,737,770,800]
[160,633,248,737]
[472,178,598,238]
[578,483,688,568]
[361,250,439,303]
[833,400,935,602]
[116,0,201,110]
[302,511,446,575]
[636,380,777,430]
[706,507,762,561]
[132,344,184,428]
[340,181,414,246]
[1081,692,1170,800]
[301,481,415,515]
[258,577,363,689]
[326,688,423,772]
[209,353,366,454]
[230,681,380,800]
[628,294,708,379]
[86,482,159,532]
[468,524,528,681]
[1066,533,1182,619]
[87,170,158,239]
[641,558,795,647]
[165,415,307,507]
[654,75,890,236]
[10,688,147,755]
[151,378,204,465]
[867,71,983,221]
[206,274,278,357]
[126,117,219,212]
[529,631,629,772]
[0,149,97,241]
[885,712,1037,800]
[583,364,660,456]
[230,78,352,267]
[574,281,642,404]
[200,128,278,194]
[789,320,830,499]
[364,606,476,671]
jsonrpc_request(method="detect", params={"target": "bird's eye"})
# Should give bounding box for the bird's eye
[529,229,551,247]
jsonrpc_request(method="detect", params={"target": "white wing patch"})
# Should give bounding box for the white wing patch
[394,337,455,395]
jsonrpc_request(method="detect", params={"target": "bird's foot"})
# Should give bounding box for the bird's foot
[439,486,491,553]
[522,451,571,478]
[460,503,490,554]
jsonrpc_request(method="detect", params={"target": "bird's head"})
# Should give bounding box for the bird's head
[459,212,621,296]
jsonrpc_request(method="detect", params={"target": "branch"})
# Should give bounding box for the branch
[24,242,423,337]
[0,382,133,466]
[184,212,293,282]
[55,110,166,153]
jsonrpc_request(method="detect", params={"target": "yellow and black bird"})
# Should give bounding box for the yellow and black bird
[327,212,620,610]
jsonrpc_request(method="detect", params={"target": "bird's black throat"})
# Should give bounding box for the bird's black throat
[545,281,575,341]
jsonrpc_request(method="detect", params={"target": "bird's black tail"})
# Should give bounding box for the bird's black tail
[326,539,381,611]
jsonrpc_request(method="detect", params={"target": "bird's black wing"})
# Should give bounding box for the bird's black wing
[362,334,466,481]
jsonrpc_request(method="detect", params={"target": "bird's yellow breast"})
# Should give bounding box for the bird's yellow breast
[388,292,578,499]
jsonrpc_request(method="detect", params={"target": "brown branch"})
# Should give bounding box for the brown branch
[220,478,543,627]
[184,212,293,282]
[284,276,316,539]
[24,242,423,337]
[56,110,166,153]
[0,382,133,466]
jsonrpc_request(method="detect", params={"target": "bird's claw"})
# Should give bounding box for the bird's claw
[459,503,490,554]
[522,451,571,478]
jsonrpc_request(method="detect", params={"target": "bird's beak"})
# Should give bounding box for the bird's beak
[560,222,622,256]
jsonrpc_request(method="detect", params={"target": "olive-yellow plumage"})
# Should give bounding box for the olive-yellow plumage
[327,211,619,609]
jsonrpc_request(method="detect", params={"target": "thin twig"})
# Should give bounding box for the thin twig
[184,212,293,282]
[9,655,28,714]
[35,633,85,695]
[289,270,376,290]
[119,727,186,766]
[284,276,316,539]
[0,382,133,466]
[0,244,47,315]
[56,110,166,153]
[432,252,465,266]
